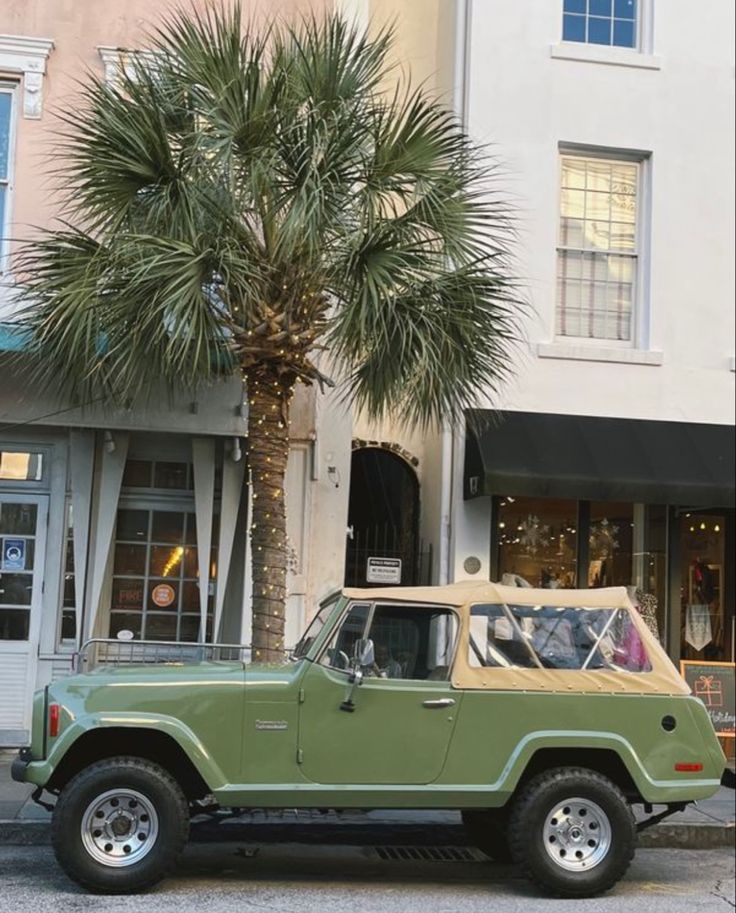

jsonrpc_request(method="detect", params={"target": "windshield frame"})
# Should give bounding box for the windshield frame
[291,591,344,661]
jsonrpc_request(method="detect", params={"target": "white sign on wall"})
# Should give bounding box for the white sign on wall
[366,557,402,584]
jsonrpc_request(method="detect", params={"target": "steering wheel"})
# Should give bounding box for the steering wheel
[337,650,351,670]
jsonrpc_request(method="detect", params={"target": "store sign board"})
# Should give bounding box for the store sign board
[366,557,402,585]
[680,660,735,737]
[151,583,176,608]
[2,538,26,571]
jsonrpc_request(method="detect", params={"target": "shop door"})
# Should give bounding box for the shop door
[0,495,48,746]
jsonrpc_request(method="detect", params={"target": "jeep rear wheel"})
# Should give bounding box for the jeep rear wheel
[461,808,512,862]
[52,756,189,893]
[508,767,636,897]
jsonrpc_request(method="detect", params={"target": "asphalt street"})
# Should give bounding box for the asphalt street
[0,843,733,913]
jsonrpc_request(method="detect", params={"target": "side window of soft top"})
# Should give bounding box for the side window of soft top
[321,602,457,681]
[468,603,652,672]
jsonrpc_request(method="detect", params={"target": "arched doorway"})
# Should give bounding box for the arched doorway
[345,447,420,587]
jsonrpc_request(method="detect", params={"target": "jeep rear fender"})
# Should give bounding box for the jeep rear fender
[498,730,719,804]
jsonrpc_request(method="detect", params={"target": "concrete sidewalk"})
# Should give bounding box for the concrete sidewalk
[1,750,733,849]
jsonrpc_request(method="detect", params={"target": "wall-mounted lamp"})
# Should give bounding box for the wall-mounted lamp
[103,430,116,454]
[231,437,243,462]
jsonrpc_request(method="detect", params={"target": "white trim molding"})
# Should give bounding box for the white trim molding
[550,43,661,71]
[537,342,663,366]
[97,46,159,86]
[0,34,54,119]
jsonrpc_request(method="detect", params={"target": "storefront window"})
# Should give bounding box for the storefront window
[110,508,217,642]
[588,502,633,587]
[0,451,43,482]
[497,497,577,588]
[0,501,37,640]
[641,505,667,639]
[681,513,726,663]
[60,502,76,643]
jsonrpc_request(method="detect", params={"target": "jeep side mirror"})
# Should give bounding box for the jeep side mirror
[340,639,375,712]
[353,638,375,669]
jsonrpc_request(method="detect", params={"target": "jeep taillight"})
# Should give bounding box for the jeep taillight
[49,703,60,738]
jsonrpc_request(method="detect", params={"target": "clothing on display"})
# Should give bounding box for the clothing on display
[684,604,713,651]
[626,585,660,640]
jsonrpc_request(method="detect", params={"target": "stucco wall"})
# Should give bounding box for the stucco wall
[466,0,735,426]
[0,0,330,273]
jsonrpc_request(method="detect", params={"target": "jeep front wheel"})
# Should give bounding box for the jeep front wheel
[52,756,189,893]
[507,767,636,897]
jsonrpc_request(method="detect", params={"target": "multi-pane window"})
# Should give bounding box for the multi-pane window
[556,154,639,342]
[110,458,218,642]
[0,502,37,640]
[110,508,217,642]
[0,85,15,269]
[563,0,638,49]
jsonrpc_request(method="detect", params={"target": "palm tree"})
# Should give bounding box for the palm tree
[16,5,522,661]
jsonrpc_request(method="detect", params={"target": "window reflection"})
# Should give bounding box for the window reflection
[497,497,578,588]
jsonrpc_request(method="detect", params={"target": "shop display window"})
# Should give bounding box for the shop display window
[496,497,577,588]
[681,513,726,663]
[588,502,633,587]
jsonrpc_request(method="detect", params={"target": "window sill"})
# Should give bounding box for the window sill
[537,342,664,366]
[550,42,662,71]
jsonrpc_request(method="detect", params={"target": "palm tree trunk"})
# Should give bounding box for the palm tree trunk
[247,373,291,662]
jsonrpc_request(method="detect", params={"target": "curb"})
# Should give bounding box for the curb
[1,819,733,849]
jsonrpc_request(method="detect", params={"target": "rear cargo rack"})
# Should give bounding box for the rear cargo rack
[76,638,252,671]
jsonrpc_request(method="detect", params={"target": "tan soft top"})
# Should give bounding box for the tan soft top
[342,582,689,696]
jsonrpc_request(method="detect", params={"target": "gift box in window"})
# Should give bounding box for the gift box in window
[694,675,723,707]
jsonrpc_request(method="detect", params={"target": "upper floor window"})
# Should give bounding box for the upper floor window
[556,152,642,343]
[0,84,17,272]
[563,0,638,49]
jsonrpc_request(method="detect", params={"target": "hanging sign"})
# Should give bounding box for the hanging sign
[681,660,735,738]
[151,583,176,608]
[2,538,26,571]
[366,557,402,585]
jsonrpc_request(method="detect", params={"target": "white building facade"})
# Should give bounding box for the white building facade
[443,0,735,691]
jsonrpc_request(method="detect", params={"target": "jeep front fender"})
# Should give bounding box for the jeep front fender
[21,712,228,792]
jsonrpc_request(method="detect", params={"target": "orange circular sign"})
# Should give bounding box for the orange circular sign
[151,583,176,608]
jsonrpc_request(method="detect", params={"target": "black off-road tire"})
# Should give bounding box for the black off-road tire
[461,808,513,862]
[51,756,189,894]
[507,767,636,897]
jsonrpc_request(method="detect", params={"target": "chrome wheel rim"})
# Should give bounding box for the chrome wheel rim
[542,796,612,872]
[81,788,159,867]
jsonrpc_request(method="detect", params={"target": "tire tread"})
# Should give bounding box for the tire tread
[507,766,636,898]
[51,755,189,894]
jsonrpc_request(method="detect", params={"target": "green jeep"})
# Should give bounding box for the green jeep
[12,582,725,897]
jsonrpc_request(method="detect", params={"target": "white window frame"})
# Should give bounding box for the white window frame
[551,1,659,70]
[554,144,651,350]
[0,80,18,278]
[561,0,650,53]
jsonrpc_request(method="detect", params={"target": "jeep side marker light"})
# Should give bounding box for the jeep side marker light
[49,704,60,738]
[674,762,704,772]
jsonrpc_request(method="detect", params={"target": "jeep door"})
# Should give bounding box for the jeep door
[298,601,461,784]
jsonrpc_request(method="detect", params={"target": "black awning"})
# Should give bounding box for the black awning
[464,411,735,508]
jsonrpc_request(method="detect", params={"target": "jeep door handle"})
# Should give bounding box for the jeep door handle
[422,698,456,709]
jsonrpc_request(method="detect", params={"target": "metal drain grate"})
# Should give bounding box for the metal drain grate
[374,845,481,863]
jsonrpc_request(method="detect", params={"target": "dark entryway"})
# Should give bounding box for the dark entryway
[345,448,427,587]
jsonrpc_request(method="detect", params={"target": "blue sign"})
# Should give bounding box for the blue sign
[2,538,26,571]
